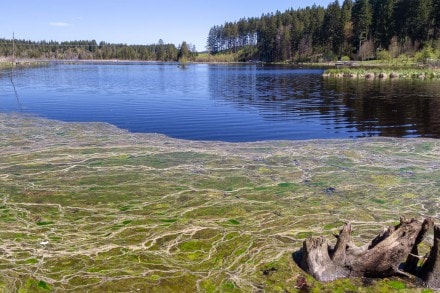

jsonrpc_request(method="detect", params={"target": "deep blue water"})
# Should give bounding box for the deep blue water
[1,63,440,142]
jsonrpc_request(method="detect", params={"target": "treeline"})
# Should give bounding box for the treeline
[207,0,440,62]
[0,39,197,62]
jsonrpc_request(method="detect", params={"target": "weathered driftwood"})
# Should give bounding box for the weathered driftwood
[299,217,440,289]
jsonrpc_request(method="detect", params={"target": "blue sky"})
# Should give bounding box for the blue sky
[2,0,332,52]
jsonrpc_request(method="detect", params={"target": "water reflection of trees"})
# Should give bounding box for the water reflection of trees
[323,78,440,138]
[208,65,440,138]
[208,65,348,122]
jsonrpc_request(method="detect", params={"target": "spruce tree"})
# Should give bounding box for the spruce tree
[352,0,373,51]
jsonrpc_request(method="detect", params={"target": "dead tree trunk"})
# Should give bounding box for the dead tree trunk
[419,224,440,288]
[299,217,438,288]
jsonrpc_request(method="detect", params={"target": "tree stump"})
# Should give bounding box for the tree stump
[419,224,440,288]
[299,217,440,289]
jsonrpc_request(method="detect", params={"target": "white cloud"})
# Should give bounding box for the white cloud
[49,22,71,27]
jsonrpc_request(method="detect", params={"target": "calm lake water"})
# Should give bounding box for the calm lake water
[1,63,440,142]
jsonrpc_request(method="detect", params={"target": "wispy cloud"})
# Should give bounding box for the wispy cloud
[49,22,71,27]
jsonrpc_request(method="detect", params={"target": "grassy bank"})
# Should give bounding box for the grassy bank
[195,52,239,63]
[324,67,440,79]
[0,60,50,71]
[0,113,439,292]
[0,61,13,70]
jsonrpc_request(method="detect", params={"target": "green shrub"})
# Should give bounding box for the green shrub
[396,54,410,66]
[415,45,436,63]
[377,50,391,62]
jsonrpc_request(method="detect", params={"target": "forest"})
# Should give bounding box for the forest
[2,0,440,63]
[0,39,196,62]
[207,0,440,62]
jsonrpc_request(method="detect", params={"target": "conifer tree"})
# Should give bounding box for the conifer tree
[178,41,190,63]
[352,0,373,51]
[322,0,343,57]
[371,0,395,49]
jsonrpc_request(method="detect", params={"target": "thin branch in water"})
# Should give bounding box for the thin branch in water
[9,75,22,111]
[9,32,22,112]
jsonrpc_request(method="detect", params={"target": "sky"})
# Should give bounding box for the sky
[1,0,333,52]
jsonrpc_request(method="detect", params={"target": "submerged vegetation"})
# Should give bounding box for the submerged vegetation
[1,113,439,291]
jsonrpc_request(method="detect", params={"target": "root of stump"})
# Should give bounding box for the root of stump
[299,217,440,289]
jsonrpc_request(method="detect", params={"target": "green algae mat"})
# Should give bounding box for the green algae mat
[1,113,439,292]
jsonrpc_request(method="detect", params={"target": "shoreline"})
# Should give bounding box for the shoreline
[323,67,440,80]
[2,111,438,144]
[4,57,438,70]
[2,112,434,144]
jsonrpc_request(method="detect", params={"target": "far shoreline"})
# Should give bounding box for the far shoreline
[2,58,439,81]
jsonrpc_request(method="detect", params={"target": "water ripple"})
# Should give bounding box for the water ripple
[1,64,440,141]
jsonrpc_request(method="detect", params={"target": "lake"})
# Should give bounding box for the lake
[1,63,440,142]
